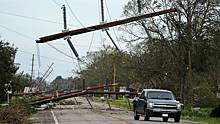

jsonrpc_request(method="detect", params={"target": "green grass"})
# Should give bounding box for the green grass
[27,113,34,118]
[181,107,220,124]
[88,97,133,109]
[181,116,220,124]
[0,102,8,105]
[98,99,133,109]
[90,97,220,123]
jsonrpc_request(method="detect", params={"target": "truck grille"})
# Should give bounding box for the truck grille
[154,104,176,109]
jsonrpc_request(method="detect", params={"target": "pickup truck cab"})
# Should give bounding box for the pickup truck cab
[133,89,182,122]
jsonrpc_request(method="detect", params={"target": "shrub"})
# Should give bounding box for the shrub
[0,98,36,124]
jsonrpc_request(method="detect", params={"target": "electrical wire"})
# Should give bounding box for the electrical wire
[69,50,77,70]
[49,43,100,48]
[46,43,78,60]
[88,32,95,52]
[65,0,94,31]
[104,0,122,50]
[0,67,15,76]
[18,49,74,64]
[0,24,35,40]
[52,0,62,8]
[0,24,80,65]
[0,11,79,27]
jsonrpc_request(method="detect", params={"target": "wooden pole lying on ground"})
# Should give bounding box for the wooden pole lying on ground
[30,90,138,106]
[30,83,119,103]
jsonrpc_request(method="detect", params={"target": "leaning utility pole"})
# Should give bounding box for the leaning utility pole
[36,8,177,43]
[100,0,120,52]
[62,5,80,59]
[30,54,34,82]
[10,52,16,67]
[36,62,54,88]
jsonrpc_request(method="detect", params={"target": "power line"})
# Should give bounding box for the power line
[0,24,35,40]
[69,50,77,70]
[0,24,80,63]
[49,43,100,48]
[88,32,95,52]
[0,11,79,27]
[65,0,94,31]
[0,67,15,76]
[46,43,78,60]
[18,49,74,64]
[52,0,62,8]
[104,0,122,50]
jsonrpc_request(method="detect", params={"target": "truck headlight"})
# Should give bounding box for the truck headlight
[147,102,154,108]
[177,104,181,109]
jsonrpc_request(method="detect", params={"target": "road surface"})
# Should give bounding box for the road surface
[30,97,207,124]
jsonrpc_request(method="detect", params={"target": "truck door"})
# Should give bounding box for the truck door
[137,91,146,114]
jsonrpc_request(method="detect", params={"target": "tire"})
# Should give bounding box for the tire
[134,108,140,120]
[174,117,180,122]
[163,117,168,122]
[144,109,150,121]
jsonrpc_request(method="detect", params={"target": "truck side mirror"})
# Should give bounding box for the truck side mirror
[176,97,181,102]
[140,95,145,99]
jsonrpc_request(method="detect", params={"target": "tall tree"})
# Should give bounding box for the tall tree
[78,45,136,89]
[119,0,220,106]
[0,39,18,103]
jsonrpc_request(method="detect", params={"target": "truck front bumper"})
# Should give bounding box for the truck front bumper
[146,108,181,118]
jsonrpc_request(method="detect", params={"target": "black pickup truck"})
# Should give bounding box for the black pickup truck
[133,89,182,122]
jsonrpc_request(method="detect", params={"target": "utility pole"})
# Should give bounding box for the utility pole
[99,70,101,90]
[36,62,54,88]
[114,64,115,91]
[14,71,24,91]
[36,8,177,43]
[40,69,53,87]
[62,5,80,59]
[189,50,193,108]
[100,0,120,52]
[113,64,116,101]
[30,54,34,82]
[10,52,16,67]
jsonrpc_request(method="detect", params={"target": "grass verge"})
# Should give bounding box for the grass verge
[181,116,220,124]
[90,97,220,123]
[88,96,133,109]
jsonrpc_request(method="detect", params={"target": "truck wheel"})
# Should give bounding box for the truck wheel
[163,117,168,122]
[134,108,140,120]
[174,117,180,122]
[144,110,149,121]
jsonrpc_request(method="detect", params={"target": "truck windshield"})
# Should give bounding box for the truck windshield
[147,91,175,100]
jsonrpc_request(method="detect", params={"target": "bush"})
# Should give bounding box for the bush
[182,106,213,118]
[0,98,36,124]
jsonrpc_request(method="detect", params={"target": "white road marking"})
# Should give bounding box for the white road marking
[51,109,59,124]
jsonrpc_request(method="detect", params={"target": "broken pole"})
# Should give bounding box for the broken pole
[86,97,93,109]
[36,8,177,43]
[29,83,119,103]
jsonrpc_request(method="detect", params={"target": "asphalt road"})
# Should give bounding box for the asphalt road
[30,97,207,124]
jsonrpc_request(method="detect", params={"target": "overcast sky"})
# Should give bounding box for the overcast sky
[0,0,131,82]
